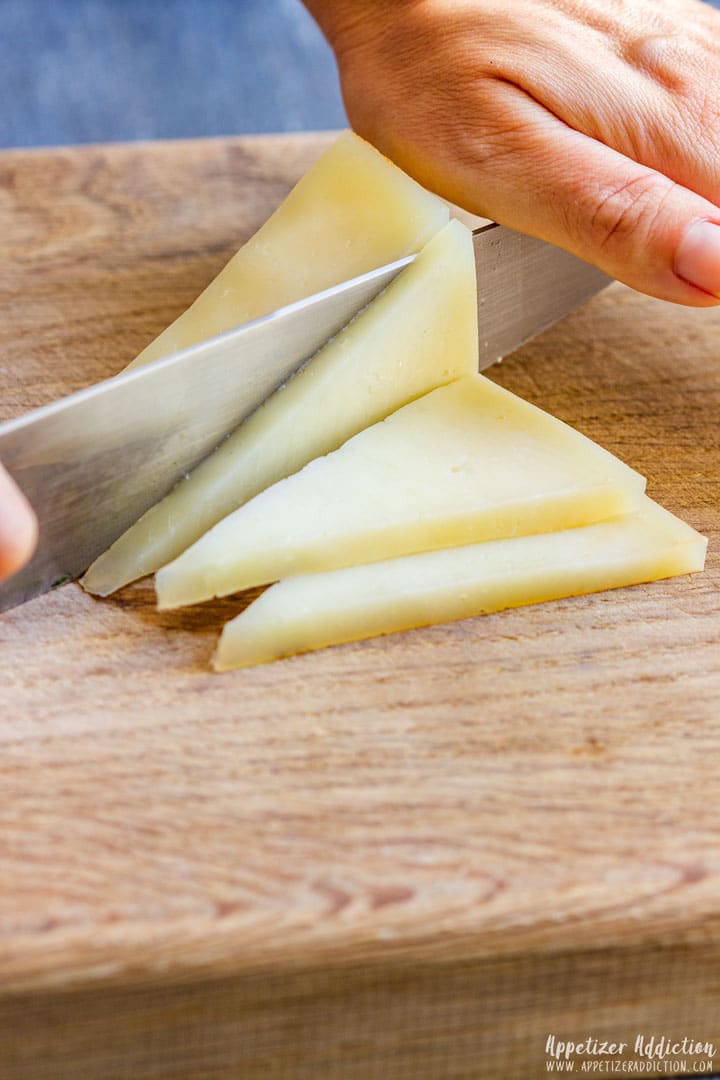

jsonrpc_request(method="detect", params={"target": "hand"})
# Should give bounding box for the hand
[306,0,720,305]
[0,464,38,583]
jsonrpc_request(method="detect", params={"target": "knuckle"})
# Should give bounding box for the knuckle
[585,172,674,252]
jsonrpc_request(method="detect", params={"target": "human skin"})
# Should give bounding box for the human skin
[304,0,720,306]
[4,0,719,579]
[0,464,37,584]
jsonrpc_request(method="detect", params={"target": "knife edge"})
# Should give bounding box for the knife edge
[0,255,412,611]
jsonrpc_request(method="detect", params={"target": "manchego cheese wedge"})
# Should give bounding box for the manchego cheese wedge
[82,220,477,596]
[155,374,647,609]
[213,498,707,669]
[127,131,449,370]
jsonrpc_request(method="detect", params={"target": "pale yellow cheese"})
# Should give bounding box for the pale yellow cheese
[82,220,477,595]
[127,131,449,370]
[214,498,707,669]
[155,374,647,609]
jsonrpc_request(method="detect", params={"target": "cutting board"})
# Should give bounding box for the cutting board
[0,133,719,1080]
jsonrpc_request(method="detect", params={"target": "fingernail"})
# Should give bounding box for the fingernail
[675,220,720,296]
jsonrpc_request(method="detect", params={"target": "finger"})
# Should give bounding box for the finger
[0,464,38,582]
[392,83,720,306]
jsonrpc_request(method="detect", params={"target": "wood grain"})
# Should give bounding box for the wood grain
[0,133,718,1079]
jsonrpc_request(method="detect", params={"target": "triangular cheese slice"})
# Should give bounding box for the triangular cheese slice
[155,374,647,609]
[128,131,449,369]
[83,220,477,595]
[213,498,706,668]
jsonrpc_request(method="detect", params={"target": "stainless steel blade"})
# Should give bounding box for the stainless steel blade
[473,223,610,368]
[0,257,410,612]
[0,221,612,613]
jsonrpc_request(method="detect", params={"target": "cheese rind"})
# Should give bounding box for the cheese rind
[214,498,707,669]
[82,220,477,595]
[155,374,647,609]
[127,131,449,370]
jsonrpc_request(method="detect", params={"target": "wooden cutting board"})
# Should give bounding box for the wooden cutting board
[0,133,718,1080]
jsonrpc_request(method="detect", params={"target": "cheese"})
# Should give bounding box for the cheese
[127,131,449,370]
[214,498,707,669]
[82,220,477,595]
[155,374,647,609]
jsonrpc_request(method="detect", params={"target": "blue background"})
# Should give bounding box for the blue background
[1,0,719,149]
[0,0,346,147]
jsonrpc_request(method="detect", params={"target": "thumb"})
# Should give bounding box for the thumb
[0,464,38,582]
[434,86,720,307]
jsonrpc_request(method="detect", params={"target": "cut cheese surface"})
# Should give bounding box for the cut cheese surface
[127,131,449,369]
[82,221,477,596]
[155,374,647,609]
[214,498,707,669]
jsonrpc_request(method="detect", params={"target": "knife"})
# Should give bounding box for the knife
[0,223,609,612]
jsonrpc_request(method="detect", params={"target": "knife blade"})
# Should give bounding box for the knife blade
[0,223,610,612]
[472,222,610,364]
